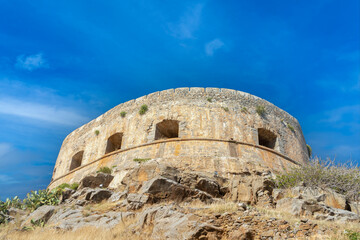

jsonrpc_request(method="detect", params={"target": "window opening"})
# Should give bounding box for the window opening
[69,151,84,171]
[155,120,179,140]
[105,133,123,154]
[258,128,277,149]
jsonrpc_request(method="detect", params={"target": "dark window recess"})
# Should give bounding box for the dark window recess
[155,120,179,140]
[69,151,84,171]
[105,133,123,154]
[258,128,277,149]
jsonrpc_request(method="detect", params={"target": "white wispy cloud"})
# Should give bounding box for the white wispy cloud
[168,4,203,39]
[0,97,90,126]
[0,174,19,184]
[15,53,48,71]
[205,39,224,56]
[0,143,12,158]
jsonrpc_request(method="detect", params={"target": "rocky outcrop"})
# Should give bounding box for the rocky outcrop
[79,173,114,189]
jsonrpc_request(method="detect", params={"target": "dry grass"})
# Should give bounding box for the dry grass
[181,200,238,215]
[0,216,157,240]
[256,206,360,240]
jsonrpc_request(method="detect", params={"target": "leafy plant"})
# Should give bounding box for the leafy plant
[95,130,100,136]
[97,166,112,174]
[23,189,61,211]
[207,97,212,103]
[256,105,265,116]
[139,104,148,115]
[120,111,126,118]
[133,158,151,163]
[345,230,360,240]
[31,219,45,228]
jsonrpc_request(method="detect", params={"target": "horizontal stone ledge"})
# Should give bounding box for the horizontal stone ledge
[49,137,300,186]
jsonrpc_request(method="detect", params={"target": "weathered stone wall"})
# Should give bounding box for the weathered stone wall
[49,88,309,189]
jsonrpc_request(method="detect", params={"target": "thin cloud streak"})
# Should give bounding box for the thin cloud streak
[205,39,224,56]
[0,98,90,126]
[168,4,203,39]
[15,53,48,71]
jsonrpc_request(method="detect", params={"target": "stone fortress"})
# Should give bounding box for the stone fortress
[48,87,309,190]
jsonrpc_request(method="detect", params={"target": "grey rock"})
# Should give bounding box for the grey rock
[22,205,58,227]
[195,178,221,197]
[89,189,113,202]
[79,173,114,189]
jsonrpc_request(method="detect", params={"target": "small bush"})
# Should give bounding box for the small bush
[56,182,79,191]
[24,189,61,211]
[306,144,312,157]
[256,105,265,116]
[133,158,151,163]
[287,124,295,132]
[207,97,212,103]
[241,107,248,113]
[274,158,360,201]
[97,166,112,174]
[222,107,229,112]
[345,230,360,240]
[139,104,148,115]
[120,111,126,118]
[95,130,100,136]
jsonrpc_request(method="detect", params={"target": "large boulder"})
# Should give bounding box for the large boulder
[21,205,58,228]
[79,173,114,189]
[273,187,348,210]
[276,198,359,222]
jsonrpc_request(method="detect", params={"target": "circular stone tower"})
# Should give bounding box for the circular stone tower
[48,88,309,189]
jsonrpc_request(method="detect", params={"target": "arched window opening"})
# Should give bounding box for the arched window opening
[155,120,179,140]
[258,128,277,149]
[69,151,84,171]
[105,133,123,154]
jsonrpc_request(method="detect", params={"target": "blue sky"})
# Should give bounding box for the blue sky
[0,0,359,200]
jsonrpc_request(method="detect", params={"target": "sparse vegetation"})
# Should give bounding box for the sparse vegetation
[207,97,212,103]
[56,182,79,191]
[97,166,112,174]
[241,107,248,113]
[222,107,229,112]
[307,144,312,157]
[120,111,126,118]
[133,158,151,163]
[274,157,360,201]
[287,123,295,132]
[94,130,100,136]
[256,105,265,116]
[139,104,148,115]
[345,230,360,240]
[23,189,61,212]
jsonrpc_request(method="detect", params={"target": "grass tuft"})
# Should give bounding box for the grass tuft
[97,166,112,174]
[256,105,265,116]
[120,111,126,118]
[139,104,148,115]
[133,158,151,163]
[94,130,100,136]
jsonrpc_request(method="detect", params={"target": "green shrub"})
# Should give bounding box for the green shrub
[241,107,248,113]
[133,158,151,163]
[95,130,100,136]
[306,144,312,157]
[256,105,265,116]
[345,230,360,240]
[97,166,112,174]
[120,111,126,118]
[222,107,229,112]
[56,182,79,191]
[274,158,360,201]
[207,97,212,103]
[287,124,295,132]
[23,189,61,211]
[139,104,148,115]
